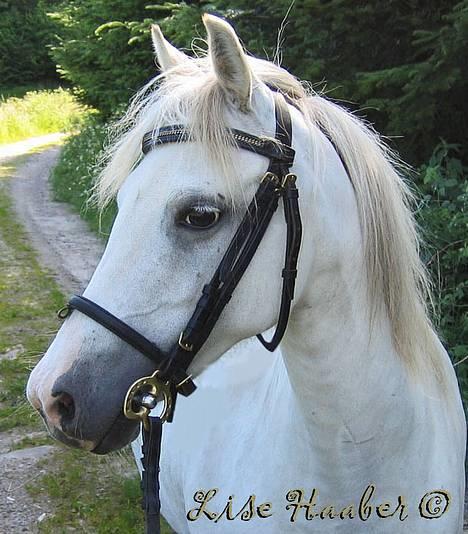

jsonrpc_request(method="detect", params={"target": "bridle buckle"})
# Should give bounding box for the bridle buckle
[261,171,280,185]
[282,172,297,188]
[178,331,194,352]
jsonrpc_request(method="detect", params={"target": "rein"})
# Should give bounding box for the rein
[58,93,301,533]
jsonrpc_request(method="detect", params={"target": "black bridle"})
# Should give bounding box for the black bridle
[59,93,302,533]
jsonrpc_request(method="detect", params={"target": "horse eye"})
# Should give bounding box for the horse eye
[181,208,221,230]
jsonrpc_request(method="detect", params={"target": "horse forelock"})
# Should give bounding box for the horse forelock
[93,54,450,392]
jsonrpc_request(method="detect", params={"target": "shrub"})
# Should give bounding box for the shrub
[48,1,468,169]
[50,116,116,235]
[416,142,468,400]
[48,0,157,117]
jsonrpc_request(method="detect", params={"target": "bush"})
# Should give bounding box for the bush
[416,142,468,400]
[48,0,468,169]
[48,0,157,117]
[50,116,116,235]
[0,88,90,143]
[48,1,215,117]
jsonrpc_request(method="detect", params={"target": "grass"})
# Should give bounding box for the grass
[27,447,173,533]
[29,448,144,533]
[10,433,54,450]
[0,150,170,533]
[0,88,92,144]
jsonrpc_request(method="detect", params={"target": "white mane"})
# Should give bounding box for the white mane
[94,56,448,390]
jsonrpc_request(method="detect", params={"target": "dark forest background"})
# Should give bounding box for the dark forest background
[1,0,466,398]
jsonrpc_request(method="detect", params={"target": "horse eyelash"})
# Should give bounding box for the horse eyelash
[190,205,221,214]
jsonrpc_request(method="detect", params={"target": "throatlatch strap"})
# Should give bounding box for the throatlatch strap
[257,175,302,351]
[255,93,302,351]
[142,416,163,534]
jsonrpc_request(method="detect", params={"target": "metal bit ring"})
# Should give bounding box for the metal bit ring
[123,370,172,430]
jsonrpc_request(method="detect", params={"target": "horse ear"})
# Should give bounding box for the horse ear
[151,24,188,71]
[203,14,252,112]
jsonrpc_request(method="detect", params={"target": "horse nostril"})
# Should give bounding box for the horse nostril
[54,391,76,422]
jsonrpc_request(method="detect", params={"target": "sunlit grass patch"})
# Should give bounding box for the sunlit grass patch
[0,88,93,144]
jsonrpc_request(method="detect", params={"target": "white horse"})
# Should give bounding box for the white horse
[27,15,465,533]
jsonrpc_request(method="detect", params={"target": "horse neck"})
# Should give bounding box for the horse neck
[280,264,415,455]
[278,143,416,456]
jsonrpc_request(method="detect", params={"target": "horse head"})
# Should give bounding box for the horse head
[27,16,319,453]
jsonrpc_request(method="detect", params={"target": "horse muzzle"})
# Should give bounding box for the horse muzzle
[27,344,157,453]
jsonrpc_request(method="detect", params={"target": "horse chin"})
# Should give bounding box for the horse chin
[47,412,139,454]
[91,413,140,455]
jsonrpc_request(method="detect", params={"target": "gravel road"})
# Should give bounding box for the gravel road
[10,146,104,295]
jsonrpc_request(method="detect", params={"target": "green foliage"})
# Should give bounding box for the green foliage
[416,143,468,398]
[0,1,59,86]
[48,0,468,168]
[355,1,468,165]
[0,88,91,143]
[48,0,212,117]
[221,0,468,167]
[48,0,156,117]
[50,115,116,235]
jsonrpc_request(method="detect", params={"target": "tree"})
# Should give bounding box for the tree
[0,0,59,86]
[221,0,467,166]
[48,0,212,117]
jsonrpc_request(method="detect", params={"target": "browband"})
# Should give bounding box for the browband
[142,125,295,165]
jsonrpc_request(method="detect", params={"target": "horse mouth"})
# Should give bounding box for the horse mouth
[91,412,140,455]
[51,427,95,451]
[39,406,139,454]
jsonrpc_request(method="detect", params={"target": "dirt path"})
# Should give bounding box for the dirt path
[10,146,104,295]
[0,429,56,532]
[0,142,104,532]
